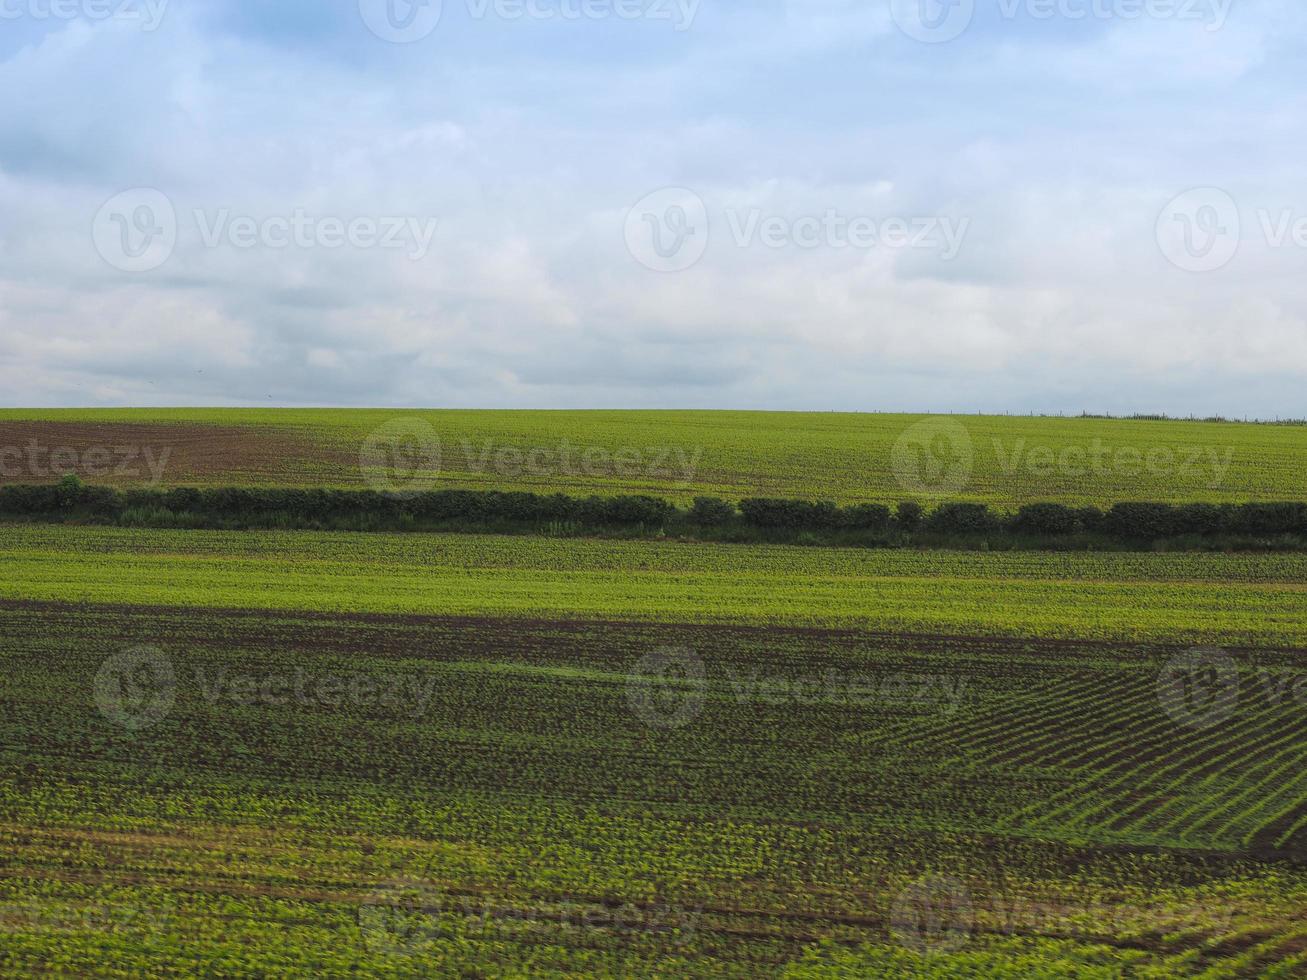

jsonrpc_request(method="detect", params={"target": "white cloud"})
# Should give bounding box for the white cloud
[0,1,1302,413]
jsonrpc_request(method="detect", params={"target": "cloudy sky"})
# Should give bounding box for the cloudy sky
[1,0,1304,414]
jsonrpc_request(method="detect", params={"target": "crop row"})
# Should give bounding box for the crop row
[3,603,1307,974]
[4,603,1305,853]
[2,524,1305,644]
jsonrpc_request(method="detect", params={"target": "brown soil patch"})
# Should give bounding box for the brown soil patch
[5,596,1306,661]
[3,597,1306,660]
[0,421,343,486]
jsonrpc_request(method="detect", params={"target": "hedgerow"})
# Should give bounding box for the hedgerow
[2,476,1306,547]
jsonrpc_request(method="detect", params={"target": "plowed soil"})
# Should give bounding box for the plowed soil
[0,421,345,485]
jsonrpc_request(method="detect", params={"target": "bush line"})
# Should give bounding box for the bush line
[3,477,1307,547]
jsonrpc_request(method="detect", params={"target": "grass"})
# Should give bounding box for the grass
[2,407,1305,505]
[1,524,1306,643]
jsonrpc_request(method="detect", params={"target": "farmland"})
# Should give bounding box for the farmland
[3,413,1306,975]
[2,524,1306,644]
[1,408,1304,506]
[8,0,1302,972]
[3,601,1307,975]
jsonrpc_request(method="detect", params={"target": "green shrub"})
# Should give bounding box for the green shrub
[1105,503,1177,539]
[1075,506,1105,532]
[1012,503,1078,536]
[895,501,923,532]
[56,473,84,506]
[840,503,891,532]
[4,479,1307,549]
[740,498,839,528]
[689,496,737,525]
[121,506,179,527]
[1229,502,1307,535]
[926,503,998,534]
[1172,503,1230,535]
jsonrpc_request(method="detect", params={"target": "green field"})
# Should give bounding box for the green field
[2,584,1307,974]
[2,524,1306,644]
[4,411,1307,975]
[2,408,1304,505]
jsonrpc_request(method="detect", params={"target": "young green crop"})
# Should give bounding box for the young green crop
[2,604,1305,975]
[2,408,1303,505]
[1,524,1305,643]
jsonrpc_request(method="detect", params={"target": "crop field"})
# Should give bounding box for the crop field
[3,413,1306,976]
[2,598,1307,975]
[2,408,1305,505]
[3,524,1307,644]
[10,0,1303,972]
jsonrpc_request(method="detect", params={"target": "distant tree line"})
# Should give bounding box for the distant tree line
[730,496,1307,538]
[2,476,1305,546]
